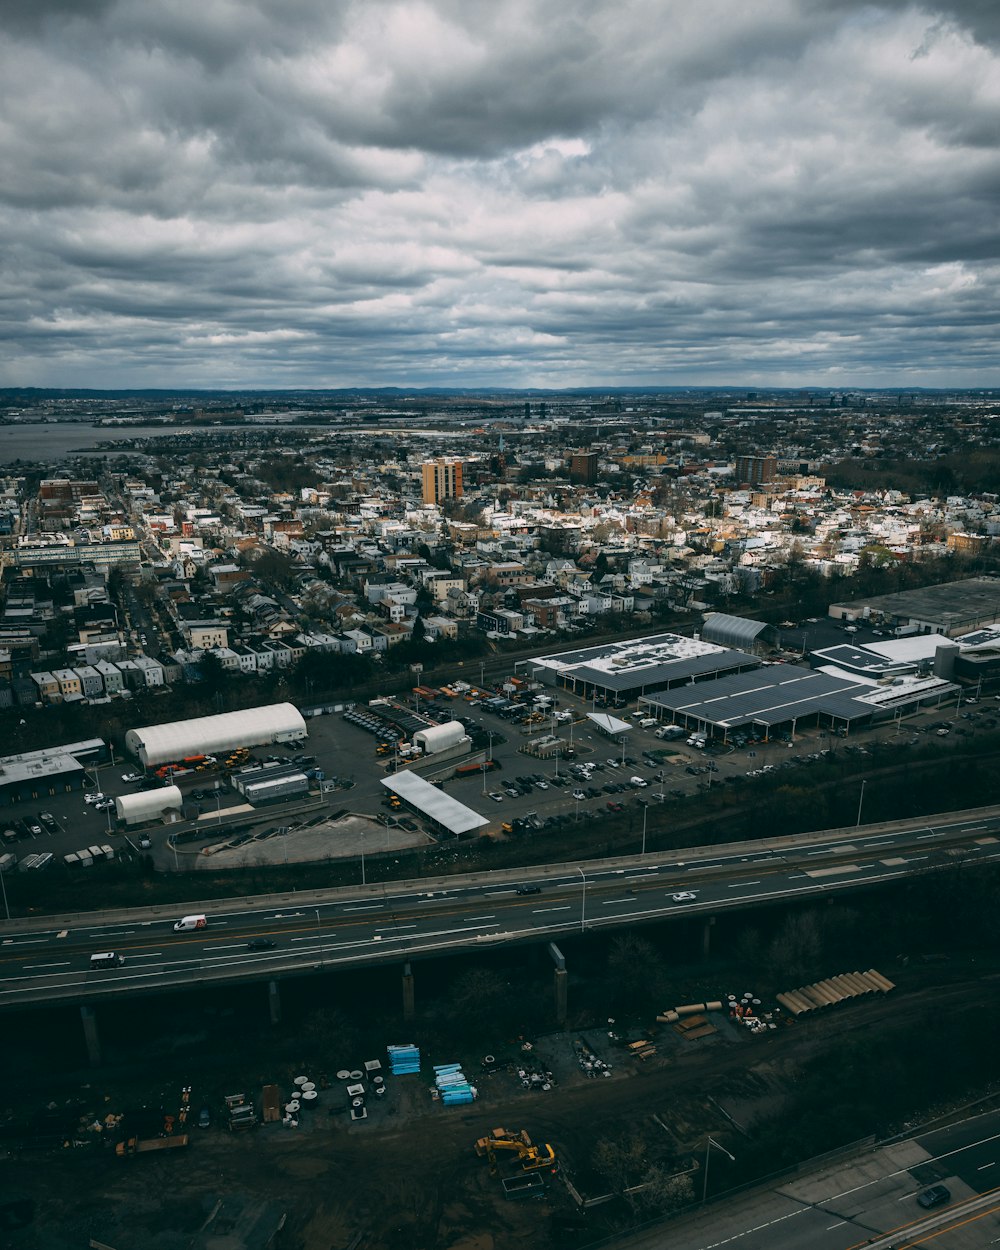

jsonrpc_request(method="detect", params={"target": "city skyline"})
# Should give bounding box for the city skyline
[2,0,999,390]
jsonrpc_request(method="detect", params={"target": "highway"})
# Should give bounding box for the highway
[616,1107,1000,1250]
[2,806,999,1008]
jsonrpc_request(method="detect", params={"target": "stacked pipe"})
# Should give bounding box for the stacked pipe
[387,1044,421,1075]
[433,1062,477,1105]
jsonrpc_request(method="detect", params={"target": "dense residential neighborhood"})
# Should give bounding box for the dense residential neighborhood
[1,391,998,713]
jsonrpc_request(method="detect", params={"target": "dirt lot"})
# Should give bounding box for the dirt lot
[1,963,988,1250]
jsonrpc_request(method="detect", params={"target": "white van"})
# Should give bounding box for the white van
[173,914,208,933]
[90,952,125,968]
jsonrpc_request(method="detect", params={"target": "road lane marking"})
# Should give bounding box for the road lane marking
[24,962,70,970]
[532,906,570,914]
[728,881,761,888]
[978,1162,996,1170]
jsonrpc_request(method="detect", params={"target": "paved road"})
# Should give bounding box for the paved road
[2,807,999,1008]
[613,1107,1000,1250]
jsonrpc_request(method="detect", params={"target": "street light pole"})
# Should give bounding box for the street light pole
[702,1136,736,1204]
[360,829,366,886]
[577,867,587,933]
[856,778,866,827]
[0,861,9,921]
[641,803,648,855]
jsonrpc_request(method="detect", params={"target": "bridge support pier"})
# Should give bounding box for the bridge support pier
[702,915,716,959]
[80,1004,102,1067]
[548,943,567,1027]
[402,962,415,1021]
[268,979,282,1025]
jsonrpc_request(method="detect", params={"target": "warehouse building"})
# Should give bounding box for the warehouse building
[640,662,958,742]
[125,703,306,768]
[829,576,1000,637]
[0,738,107,807]
[524,631,759,705]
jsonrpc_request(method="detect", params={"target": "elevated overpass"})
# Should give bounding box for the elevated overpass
[2,804,998,1060]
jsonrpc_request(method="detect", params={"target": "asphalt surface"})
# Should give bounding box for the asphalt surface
[615,1107,1000,1250]
[2,806,999,1008]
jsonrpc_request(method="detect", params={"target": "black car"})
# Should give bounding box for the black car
[515,885,541,895]
[916,1185,950,1210]
[247,937,276,951]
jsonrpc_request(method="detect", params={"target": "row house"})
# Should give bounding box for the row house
[476,608,533,635]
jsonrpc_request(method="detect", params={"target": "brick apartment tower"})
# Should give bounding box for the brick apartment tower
[422,458,464,505]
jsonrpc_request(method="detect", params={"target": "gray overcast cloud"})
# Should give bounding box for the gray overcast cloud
[1,0,998,389]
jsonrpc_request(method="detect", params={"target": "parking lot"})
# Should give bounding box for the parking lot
[1,670,995,879]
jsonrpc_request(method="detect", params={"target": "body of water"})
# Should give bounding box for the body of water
[0,422,316,463]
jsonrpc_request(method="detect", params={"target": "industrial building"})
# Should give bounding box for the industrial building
[524,631,760,705]
[640,661,958,741]
[125,703,306,768]
[829,576,1000,638]
[0,738,107,807]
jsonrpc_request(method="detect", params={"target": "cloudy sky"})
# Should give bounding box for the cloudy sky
[2,0,998,390]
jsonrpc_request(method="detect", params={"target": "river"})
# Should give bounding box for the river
[0,423,318,464]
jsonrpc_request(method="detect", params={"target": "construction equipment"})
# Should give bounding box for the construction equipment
[474,1127,557,1176]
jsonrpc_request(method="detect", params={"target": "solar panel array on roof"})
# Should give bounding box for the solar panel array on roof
[643,664,879,728]
[569,648,758,692]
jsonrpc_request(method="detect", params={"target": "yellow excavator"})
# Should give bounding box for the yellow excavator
[474,1127,557,1176]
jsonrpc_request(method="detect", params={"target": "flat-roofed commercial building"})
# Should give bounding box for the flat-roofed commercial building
[525,631,760,705]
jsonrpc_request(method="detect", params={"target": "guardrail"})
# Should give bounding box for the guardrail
[4,802,999,935]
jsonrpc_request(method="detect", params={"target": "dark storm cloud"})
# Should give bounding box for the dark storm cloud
[0,0,998,387]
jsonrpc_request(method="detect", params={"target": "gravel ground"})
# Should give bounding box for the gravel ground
[1,965,981,1250]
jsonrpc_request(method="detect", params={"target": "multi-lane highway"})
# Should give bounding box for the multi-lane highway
[2,806,999,1008]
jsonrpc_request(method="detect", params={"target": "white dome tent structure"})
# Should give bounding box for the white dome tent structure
[125,703,306,769]
[115,785,183,826]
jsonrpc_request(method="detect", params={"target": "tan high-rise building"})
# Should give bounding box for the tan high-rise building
[422,458,463,505]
